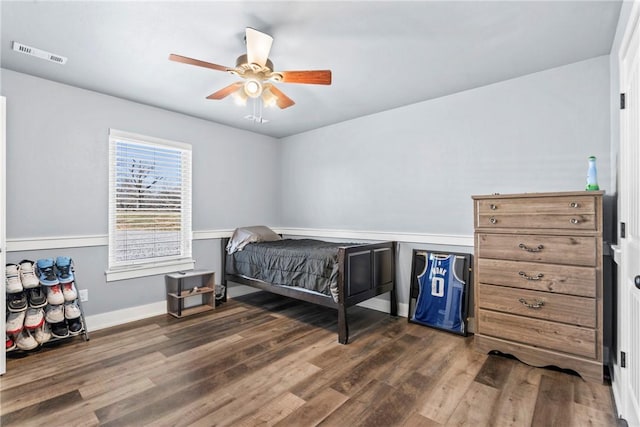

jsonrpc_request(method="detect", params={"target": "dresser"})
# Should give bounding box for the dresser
[472,191,604,383]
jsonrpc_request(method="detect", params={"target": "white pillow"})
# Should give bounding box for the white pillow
[226,226,282,254]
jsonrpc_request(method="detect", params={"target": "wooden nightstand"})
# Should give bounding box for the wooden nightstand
[165,270,216,318]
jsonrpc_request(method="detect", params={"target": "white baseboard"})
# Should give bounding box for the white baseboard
[84,300,166,332]
[611,374,623,420]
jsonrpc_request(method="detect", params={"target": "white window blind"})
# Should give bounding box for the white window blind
[108,130,192,270]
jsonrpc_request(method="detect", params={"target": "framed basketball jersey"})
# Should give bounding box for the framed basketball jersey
[408,250,472,336]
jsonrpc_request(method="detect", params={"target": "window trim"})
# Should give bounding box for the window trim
[105,258,195,282]
[106,129,193,282]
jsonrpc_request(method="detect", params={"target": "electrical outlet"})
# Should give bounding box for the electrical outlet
[79,289,88,302]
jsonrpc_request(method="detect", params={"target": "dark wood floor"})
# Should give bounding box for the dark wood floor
[1,291,618,426]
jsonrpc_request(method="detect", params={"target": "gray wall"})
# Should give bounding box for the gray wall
[1,54,613,319]
[2,69,280,237]
[1,69,280,315]
[278,56,610,316]
[279,56,611,236]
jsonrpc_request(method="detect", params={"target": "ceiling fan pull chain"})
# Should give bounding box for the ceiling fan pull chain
[253,97,262,123]
[254,97,257,120]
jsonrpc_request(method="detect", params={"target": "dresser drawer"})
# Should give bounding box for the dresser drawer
[476,195,597,230]
[477,195,596,215]
[478,309,596,358]
[477,233,597,267]
[477,258,596,297]
[478,284,596,327]
[477,213,596,230]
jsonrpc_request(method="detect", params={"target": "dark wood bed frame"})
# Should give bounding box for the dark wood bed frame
[221,239,398,344]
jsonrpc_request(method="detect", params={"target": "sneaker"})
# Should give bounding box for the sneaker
[19,259,40,289]
[64,301,81,319]
[7,291,28,312]
[62,282,77,302]
[67,318,83,336]
[16,329,39,350]
[44,304,64,324]
[55,256,74,284]
[6,263,23,293]
[46,284,64,305]
[27,287,47,308]
[36,258,59,286]
[50,322,69,339]
[34,323,52,344]
[6,310,26,334]
[19,260,40,289]
[6,335,16,351]
[24,308,45,330]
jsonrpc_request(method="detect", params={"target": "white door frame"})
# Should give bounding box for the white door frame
[614,2,640,423]
[1,96,6,375]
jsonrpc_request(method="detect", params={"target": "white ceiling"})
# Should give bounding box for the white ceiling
[0,1,622,138]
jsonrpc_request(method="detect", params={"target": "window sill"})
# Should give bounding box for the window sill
[105,259,195,282]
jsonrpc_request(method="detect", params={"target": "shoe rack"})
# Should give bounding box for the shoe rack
[6,259,89,353]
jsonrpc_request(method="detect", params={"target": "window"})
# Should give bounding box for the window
[107,129,193,281]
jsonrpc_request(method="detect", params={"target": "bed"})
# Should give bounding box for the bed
[221,226,397,344]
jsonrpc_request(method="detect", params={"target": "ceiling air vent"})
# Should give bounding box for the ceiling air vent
[11,41,67,65]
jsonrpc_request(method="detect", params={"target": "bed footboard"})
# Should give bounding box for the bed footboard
[337,241,397,343]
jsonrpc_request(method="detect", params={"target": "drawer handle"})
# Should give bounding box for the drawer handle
[490,217,498,224]
[570,202,580,208]
[570,218,580,225]
[519,243,544,252]
[490,204,497,210]
[519,298,544,309]
[519,271,544,281]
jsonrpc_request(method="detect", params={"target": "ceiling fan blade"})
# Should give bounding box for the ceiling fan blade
[206,82,244,100]
[169,54,230,72]
[279,70,332,85]
[245,27,273,67]
[267,84,295,109]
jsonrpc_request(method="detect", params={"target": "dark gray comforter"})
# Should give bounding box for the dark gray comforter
[226,239,358,302]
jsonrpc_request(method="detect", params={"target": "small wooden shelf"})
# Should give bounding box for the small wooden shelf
[168,286,215,299]
[165,270,216,318]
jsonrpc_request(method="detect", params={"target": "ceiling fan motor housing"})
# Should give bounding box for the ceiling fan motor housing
[235,54,274,71]
[230,54,282,95]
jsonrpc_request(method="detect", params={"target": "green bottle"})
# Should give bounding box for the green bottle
[586,156,599,191]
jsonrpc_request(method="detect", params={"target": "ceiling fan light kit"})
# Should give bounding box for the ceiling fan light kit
[170,27,332,113]
[243,79,263,98]
[232,90,248,106]
[261,87,278,108]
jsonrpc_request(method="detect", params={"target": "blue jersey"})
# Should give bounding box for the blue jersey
[412,254,465,333]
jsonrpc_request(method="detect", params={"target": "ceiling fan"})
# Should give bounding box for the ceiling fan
[169,27,332,109]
